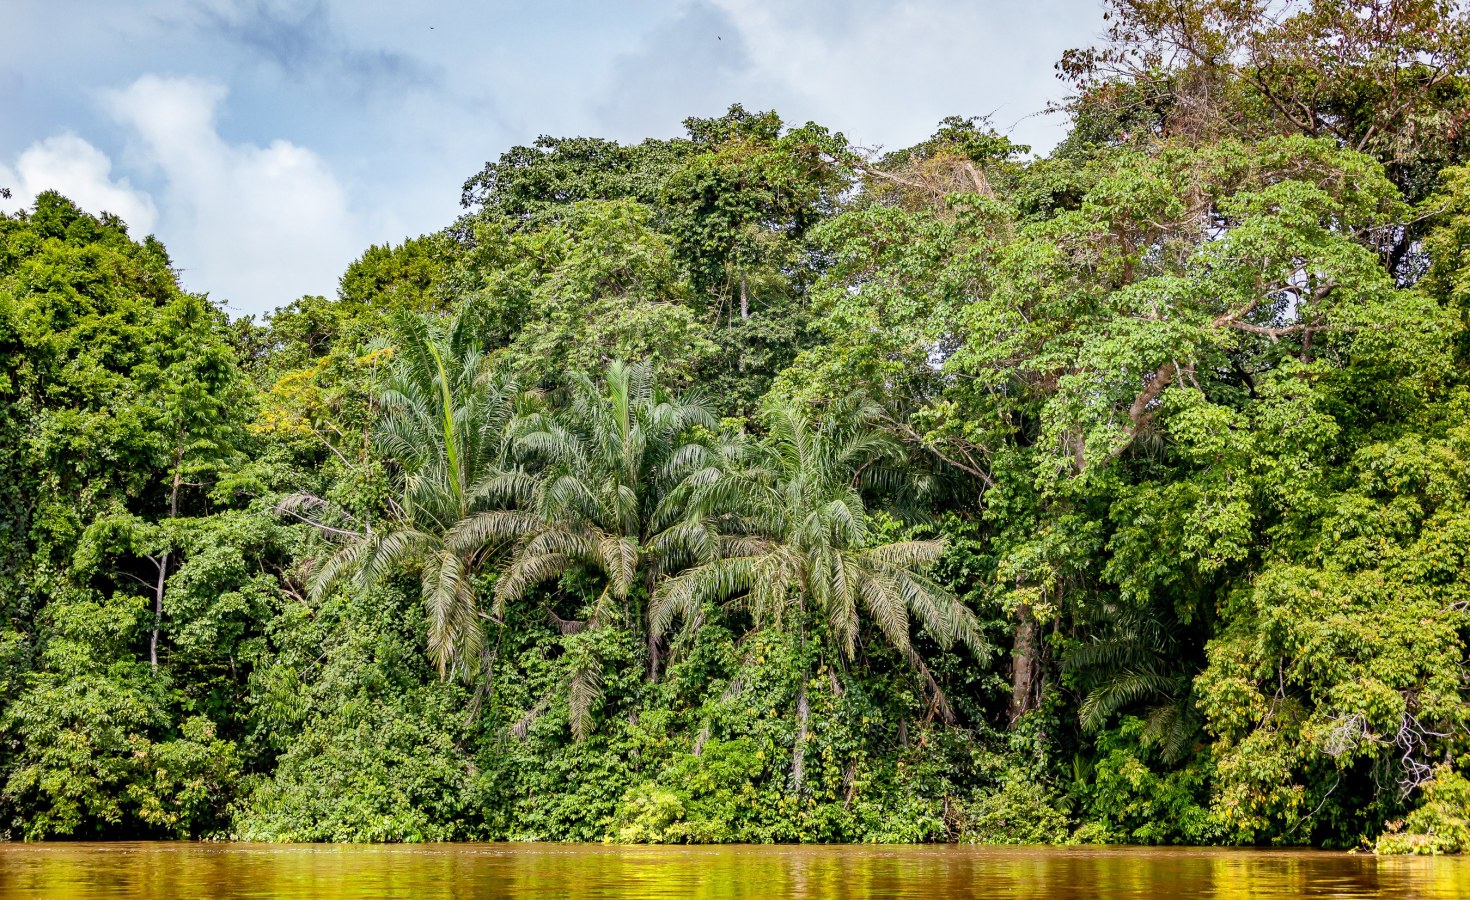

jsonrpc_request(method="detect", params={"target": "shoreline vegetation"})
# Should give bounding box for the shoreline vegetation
[3,0,1470,854]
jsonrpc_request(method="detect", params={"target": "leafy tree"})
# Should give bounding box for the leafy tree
[453,106,857,415]
[137,295,250,669]
[259,234,455,378]
[1377,767,1470,854]
[1191,386,1470,843]
[1059,0,1470,267]
[662,106,853,411]
[0,193,251,838]
[459,200,716,387]
[460,134,692,228]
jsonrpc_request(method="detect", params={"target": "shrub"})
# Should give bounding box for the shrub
[1376,768,1470,855]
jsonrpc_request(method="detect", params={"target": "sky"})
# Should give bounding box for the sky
[2,0,1104,319]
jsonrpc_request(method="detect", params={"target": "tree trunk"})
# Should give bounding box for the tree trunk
[645,570,661,683]
[149,551,169,673]
[1010,605,1039,723]
[791,679,809,794]
[736,273,749,376]
[150,464,183,675]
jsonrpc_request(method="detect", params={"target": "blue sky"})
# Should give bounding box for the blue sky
[3,1,1103,318]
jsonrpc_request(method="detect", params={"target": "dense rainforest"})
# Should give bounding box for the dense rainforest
[5,0,1470,852]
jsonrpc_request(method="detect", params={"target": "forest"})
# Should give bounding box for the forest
[3,0,1470,852]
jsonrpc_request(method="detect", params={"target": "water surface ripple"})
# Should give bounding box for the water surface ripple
[2,843,1467,899]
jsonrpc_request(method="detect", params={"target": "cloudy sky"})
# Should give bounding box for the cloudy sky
[2,0,1103,319]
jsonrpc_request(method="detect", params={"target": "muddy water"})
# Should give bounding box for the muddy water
[2,842,1467,899]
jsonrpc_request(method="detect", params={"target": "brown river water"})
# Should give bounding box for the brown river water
[1,843,1467,899]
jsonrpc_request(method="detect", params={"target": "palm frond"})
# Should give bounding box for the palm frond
[1079,669,1182,734]
[566,637,605,742]
[855,569,910,658]
[495,550,574,607]
[446,510,539,555]
[651,556,760,637]
[422,548,482,678]
[862,539,946,570]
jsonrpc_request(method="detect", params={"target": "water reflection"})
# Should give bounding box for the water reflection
[1,843,1467,899]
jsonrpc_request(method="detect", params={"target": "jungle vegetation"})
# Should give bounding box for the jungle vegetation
[3,0,1470,852]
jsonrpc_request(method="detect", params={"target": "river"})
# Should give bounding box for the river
[1,843,1467,898]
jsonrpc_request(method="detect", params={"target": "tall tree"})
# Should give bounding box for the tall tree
[0,193,248,838]
[662,106,853,411]
[454,200,716,388]
[483,361,725,737]
[652,397,983,790]
[133,294,249,670]
[306,304,528,678]
[1059,0,1470,270]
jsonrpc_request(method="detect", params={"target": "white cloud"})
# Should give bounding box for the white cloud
[103,74,360,316]
[703,0,1102,151]
[593,2,782,140]
[0,133,158,235]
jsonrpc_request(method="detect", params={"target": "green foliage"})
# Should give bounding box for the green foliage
[1071,719,1217,845]
[454,200,717,386]
[233,686,473,843]
[451,105,852,414]
[1060,0,1470,207]
[1065,601,1202,764]
[306,302,527,678]
[652,396,984,726]
[258,235,455,376]
[489,360,724,731]
[9,10,1470,850]
[3,645,240,839]
[461,134,692,227]
[1377,768,1470,855]
[962,776,1074,845]
[0,192,257,839]
[232,576,479,842]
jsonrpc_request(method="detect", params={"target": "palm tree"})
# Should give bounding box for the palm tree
[473,360,726,738]
[1065,601,1202,763]
[651,396,984,790]
[303,305,531,679]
